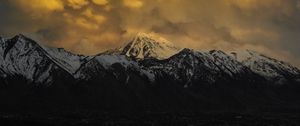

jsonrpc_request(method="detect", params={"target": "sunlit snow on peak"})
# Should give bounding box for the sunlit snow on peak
[123,32,181,60]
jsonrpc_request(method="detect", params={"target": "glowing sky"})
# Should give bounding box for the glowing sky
[0,0,300,66]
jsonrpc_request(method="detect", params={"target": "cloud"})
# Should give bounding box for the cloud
[81,8,106,24]
[18,0,64,11]
[67,0,89,9]
[122,0,143,9]
[9,0,64,17]
[1,0,300,66]
[92,0,108,5]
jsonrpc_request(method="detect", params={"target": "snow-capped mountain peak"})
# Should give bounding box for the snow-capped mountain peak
[121,32,181,60]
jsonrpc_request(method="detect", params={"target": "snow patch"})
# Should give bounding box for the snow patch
[94,54,137,69]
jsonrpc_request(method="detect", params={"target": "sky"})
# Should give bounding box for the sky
[0,0,300,66]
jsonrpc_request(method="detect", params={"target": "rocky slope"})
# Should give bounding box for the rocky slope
[0,34,74,86]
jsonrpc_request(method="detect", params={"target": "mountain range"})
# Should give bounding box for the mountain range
[0,33,300,112]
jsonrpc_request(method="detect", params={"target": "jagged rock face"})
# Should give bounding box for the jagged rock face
[0,35,74,86]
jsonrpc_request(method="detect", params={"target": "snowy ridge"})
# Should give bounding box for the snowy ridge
[75,54,155,82]
[94,54,155,81]
[230,50,300,83]
[43,46,91,74]
[94,54,138,69]
[121,33,181,60]
[143,49,253,87]
[209,50,248,76]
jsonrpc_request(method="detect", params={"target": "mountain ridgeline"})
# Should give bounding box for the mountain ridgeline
[1,33,300,113]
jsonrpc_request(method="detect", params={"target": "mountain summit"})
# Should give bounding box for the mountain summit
[120,33,181,60]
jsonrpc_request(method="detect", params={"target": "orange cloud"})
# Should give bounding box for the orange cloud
[92,0,108,5]
[67,0,89,9]
[12,0,64,15]
[123,0,143,9]
[82,8,106,24]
